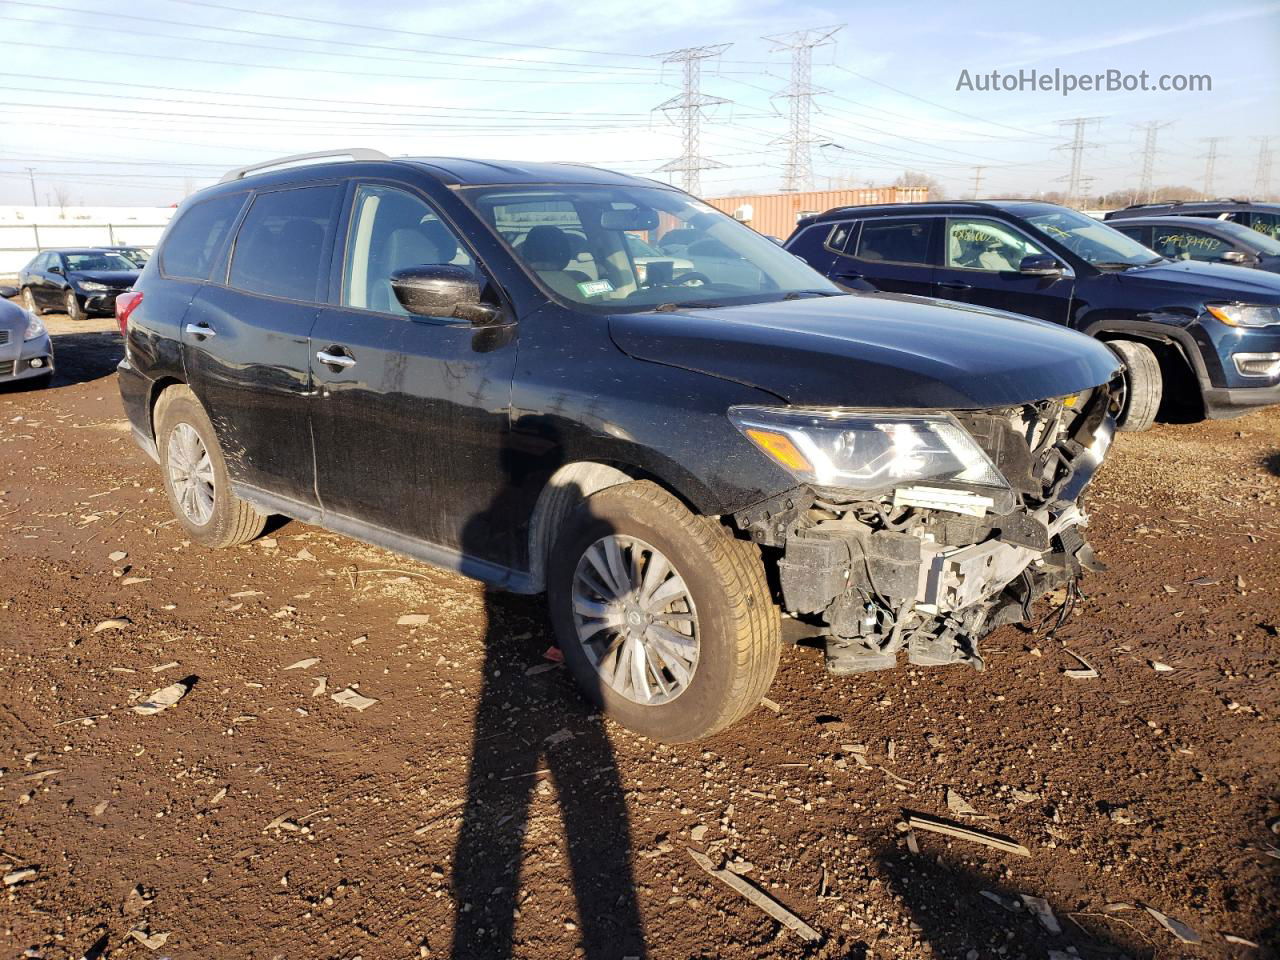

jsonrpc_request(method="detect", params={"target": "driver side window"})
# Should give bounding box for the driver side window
[343,184,474,316]
[946,219,1047,273]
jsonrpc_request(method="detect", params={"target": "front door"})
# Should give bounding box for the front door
[182,182,344,509]
[830,216,937,296]
[932,217,1074,324]
[307,181,520,571]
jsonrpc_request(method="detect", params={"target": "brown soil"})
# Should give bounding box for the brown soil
[1,311,1278,960]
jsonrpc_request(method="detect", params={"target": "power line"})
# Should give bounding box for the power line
[1055,117,1104,208]
[969,165,986,199]
[1134,120,1174,204]
[653,45,731,195]
[1252,136,1274,199]
[1199,136,1227,198]
[763,25,842,193]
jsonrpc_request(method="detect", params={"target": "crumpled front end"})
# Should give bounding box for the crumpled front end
[733,386,1116,674]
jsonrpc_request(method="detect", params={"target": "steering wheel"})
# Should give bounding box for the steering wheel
[674,272,712,287]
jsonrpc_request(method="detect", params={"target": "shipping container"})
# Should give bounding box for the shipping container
[703,187,930,241]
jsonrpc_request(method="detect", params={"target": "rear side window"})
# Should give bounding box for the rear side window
[229,185,342,302]
[1248,212,1280,240]
[854,218,934,265]
[161,192,247,281]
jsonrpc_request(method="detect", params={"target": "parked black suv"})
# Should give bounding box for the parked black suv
[786,201,1280,430]
[19,248,141,321]
[117,151,1120,742]
[1104,199,1280,240]
[1109,215,1280,273]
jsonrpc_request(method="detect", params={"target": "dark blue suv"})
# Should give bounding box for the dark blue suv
[786,200,1280,431]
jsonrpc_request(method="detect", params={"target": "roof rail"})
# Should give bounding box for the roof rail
[219,148,391,184]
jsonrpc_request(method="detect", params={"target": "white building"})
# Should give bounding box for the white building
[0,205,176,276]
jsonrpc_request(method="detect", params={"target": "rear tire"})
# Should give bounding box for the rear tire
[154,385,266,548]
[63,289,85,322]
[548,480,780,743]
[1110,339,1162,432]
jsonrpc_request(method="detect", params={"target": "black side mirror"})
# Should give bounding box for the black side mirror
[48,264,62,275]
[1220,250,1248,264]
[390,265,501,325]
[1019,254,1064,278]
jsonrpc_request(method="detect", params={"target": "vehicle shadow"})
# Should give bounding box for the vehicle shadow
[451,468,648,957]
[0,329,125,393]
[1262,451,1280,477]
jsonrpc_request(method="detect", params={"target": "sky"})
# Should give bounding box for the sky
[0,0,1277,206]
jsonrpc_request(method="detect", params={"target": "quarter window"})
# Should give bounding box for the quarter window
[945,219,1048,272]
[853,219,934,265]
[1247,213,1280,240]
[161,192,247,281]
[229,185,341,301]
[342,184,474,315]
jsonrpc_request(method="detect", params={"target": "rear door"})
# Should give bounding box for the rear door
[830,216,937,296]
[181,182,344,509]
[932,216,1074,324]
[307,180,520,567]
[1150,223,1248,265]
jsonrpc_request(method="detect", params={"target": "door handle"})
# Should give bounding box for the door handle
[316,349,356,369]
[834,270,864,281]
[184,323,216,338]
[937,281,973,291]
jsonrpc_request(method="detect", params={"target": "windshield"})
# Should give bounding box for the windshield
[116,248,150,266]
[64,252,136,272]
[461,183,838,310]
[1025,208,1161,268]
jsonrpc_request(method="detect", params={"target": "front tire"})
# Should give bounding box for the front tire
[63,289,86,321]
[1110,339,1162,432]
[154,385,266,548]
[548,481,780,743]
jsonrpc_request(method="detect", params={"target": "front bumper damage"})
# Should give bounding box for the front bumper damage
[735,387,1115,675]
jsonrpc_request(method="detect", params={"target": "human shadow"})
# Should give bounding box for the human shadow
[450,453,647,957]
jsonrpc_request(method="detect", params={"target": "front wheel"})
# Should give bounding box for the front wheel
[1110,339,1162,432]
[63,289,85,321]
[154,386,266,548]
[548,481,780,743]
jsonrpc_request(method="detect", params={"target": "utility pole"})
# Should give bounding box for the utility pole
[1199,137,1226,199]
[653,44,731,196]
[25,167,37,206]
[1253,136,1274,199]
[969,165,986,200]
[1134,120,1173,204]
[763,25,843,193]
[1055,117,1103,209]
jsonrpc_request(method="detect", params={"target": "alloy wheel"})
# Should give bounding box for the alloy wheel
[570,534,699,706]
[166,422,216,526]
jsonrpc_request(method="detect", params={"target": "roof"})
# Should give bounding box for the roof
[1107,214,1253,228]
[400,157,660,188]
[42,248,136,256]
[802,199,1063,223]
[1109,199,1280,215]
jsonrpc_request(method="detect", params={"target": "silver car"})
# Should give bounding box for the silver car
[0,297,54,386]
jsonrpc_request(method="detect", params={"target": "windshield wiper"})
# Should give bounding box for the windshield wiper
[1091,261,1143,271]
[653,301,724,312]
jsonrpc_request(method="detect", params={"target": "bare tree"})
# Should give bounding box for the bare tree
[895,170,947,201]
[51,184,73,219]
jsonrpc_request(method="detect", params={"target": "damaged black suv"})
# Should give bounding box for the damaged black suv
[117,150,1121,742]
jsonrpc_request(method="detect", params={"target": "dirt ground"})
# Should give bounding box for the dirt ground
[1,310,1278,960]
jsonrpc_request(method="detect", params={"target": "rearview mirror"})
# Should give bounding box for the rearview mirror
[1220,250,1248,264]
[1019,254,1064,278]
[390,265,501,325]
[600,207,659,231]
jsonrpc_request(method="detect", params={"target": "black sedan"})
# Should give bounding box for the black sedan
[18,249,140,320]
[1109,215,1280,274]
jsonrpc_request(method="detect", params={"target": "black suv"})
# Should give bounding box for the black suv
[786,201,1280,430]
[19,248,141,321]
[1105,199,1280,240]
[117,150,1120,742]
[1109,215,1280,274]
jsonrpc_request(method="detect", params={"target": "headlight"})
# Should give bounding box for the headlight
[78,281,109,292]
[729,406,1009,495]
[1206,302,1280,328]
[23,310,45,341]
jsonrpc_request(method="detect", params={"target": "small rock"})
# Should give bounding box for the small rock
[132,679,192,715]
[1150,660,1174,672]
[92,618,131,634]
[284,657,320,671]
[690,825,707,842]
[397,614,431,626]
[331,687,378,712]
[4,868,37,886]
[108,550,128,562]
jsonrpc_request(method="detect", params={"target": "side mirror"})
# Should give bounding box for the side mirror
[48,264,63,275]
[0,284,16,299]
[1220,250,1248,264]
[1019,254,1064,278]
[390,265,501,325]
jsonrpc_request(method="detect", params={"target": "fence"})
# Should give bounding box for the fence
[0,206,175,277]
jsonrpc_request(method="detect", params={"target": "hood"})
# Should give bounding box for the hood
[1115,259,1280,302]
[71,270,139,286]
[609,292,1121,408]
[0,297,28,331]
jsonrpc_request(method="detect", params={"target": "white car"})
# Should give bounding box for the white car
[0,297,54,387]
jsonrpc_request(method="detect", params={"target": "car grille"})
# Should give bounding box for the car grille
[0,330,9,345]
[0,360,14,376]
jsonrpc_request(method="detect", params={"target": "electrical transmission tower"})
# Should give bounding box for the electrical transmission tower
[653,44,730,196]
[1253,136,1274,199]
[763,25,843,193]
[1199,137,1226,199]
[969,165,986,199]
[1055,117,1103,208]
[1134,120,1173,204]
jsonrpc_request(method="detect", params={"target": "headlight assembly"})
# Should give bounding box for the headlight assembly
[729,406,1009,496]
[23,310,45,341]
[78,281,110,292]
[1206,302,1280,328]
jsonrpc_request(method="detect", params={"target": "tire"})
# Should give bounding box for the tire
[548,480,780,743]
[154,385,267,548]
[63,289,85,322]
[1110,339,1162,432]
[21,287,41,315]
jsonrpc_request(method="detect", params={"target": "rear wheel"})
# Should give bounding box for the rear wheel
[548,480,780,743]
[1110,339,1162,432]
[154,386,266,548]
[63,289,85,322]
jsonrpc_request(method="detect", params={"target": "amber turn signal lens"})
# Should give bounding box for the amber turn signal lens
[744,428,813,472]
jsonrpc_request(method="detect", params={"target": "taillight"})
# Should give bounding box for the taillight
[116,290,143,336]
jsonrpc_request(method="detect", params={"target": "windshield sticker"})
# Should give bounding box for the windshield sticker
[576,279,614,298]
